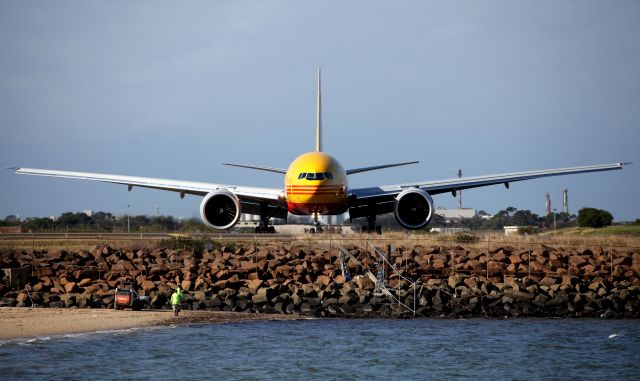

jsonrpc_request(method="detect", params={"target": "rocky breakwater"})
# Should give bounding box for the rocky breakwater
[0,243,639,318]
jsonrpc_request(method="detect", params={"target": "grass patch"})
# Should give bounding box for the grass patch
[540,225,640,237]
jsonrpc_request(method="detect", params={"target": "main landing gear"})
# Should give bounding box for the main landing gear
[361,215,382,234]
[254,202,277,233]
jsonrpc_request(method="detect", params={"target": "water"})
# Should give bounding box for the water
[1,319,639,380]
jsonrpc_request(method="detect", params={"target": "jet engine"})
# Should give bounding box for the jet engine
[393,188,434,230]
[199,190,241,230]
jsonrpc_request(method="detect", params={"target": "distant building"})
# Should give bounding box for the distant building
[435,208,477,222]
[430,227,471,234]
[83,209,93,217]
[503,226,537,236]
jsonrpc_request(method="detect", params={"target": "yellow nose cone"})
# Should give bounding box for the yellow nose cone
[284,151,348,215]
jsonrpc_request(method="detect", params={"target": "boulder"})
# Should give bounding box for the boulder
[64,282,78,293]
[503,289,534,302]
[141,280,156,292]
[246,279,265,293]
[540,277,557,287]
[60,293,76,308]
[509,253,523,264]
[569,255,587,267]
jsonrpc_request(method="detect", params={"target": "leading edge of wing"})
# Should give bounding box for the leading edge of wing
[13,167,282,201]
[351,162,629,201]
[346,161,419,175]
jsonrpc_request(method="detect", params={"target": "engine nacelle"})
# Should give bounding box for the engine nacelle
[393,188,434,230]
[199,190,241,230]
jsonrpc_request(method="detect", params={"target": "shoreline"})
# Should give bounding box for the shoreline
[0,307,300,340]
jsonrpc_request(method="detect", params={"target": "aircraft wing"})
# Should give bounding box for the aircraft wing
[349,162,628,218]
[13,167,283,204]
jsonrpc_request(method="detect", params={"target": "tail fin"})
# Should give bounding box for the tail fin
[315,66,322,152]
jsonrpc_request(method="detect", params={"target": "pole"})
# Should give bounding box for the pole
[457,169,462,209]
[553,208,557,235]
[127,204,130,234]
[486,235,490,278]
[527,237,531,279]
[385,244,391,284]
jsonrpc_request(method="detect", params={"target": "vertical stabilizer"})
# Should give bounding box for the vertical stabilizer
[316,67,322,152]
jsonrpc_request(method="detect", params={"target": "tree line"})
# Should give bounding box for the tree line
[0,207,630,233]
[0,212,204,232]
[430,206,619,231]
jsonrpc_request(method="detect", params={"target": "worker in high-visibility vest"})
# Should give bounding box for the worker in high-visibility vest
[171,287,183,316]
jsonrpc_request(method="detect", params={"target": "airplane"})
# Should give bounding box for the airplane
[12,68,629,233]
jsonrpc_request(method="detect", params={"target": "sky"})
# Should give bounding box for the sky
[1,1,638,222]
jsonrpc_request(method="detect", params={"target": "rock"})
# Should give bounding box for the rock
[315,275,331,287]
[334,274,347,285]
[509,254,523,264]
[540,277,557,287]
[547,294,568,306]
[323,298,338,306]
[569,255,587,267]
[64,282,78,293]
[504,289,534,302]
[355,276,375,291]
[246,279,265,293]
[60,294,76,308]
[487,261,505,275]
[16,292,29,304]
[432,259,445,269]
[255,287,278,301]
[193,291,206,302]
[141,280,156,292]
[447,275,460,289]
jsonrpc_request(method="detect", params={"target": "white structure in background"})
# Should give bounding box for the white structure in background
[435,208,477,222]
[238,214,287,226]
[430,227,471,234]
[477,211,492,220]
[83,209,93,217]
[504,226,536,236]
[503,226,520,236]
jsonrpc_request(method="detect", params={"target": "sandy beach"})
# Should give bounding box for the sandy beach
[0,308,300,340]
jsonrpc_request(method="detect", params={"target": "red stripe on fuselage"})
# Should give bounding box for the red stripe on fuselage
[287,201,348,215]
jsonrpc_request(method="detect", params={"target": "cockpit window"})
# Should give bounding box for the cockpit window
[298,172,332,181]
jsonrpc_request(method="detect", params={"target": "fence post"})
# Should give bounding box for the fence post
[485,235,490,278]
[386,244,391,285]
[609,240,613,279]
[527,237,531,279]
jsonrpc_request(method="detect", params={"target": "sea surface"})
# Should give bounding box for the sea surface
[1,318,638,380]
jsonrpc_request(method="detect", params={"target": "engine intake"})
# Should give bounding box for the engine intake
[199,190,241,230]
[393,188,434,230]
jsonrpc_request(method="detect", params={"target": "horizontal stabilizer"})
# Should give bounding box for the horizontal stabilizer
[346,161,419,175]
[221,162,287,174]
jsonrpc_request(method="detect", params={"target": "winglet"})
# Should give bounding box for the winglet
[316,66,322,152]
